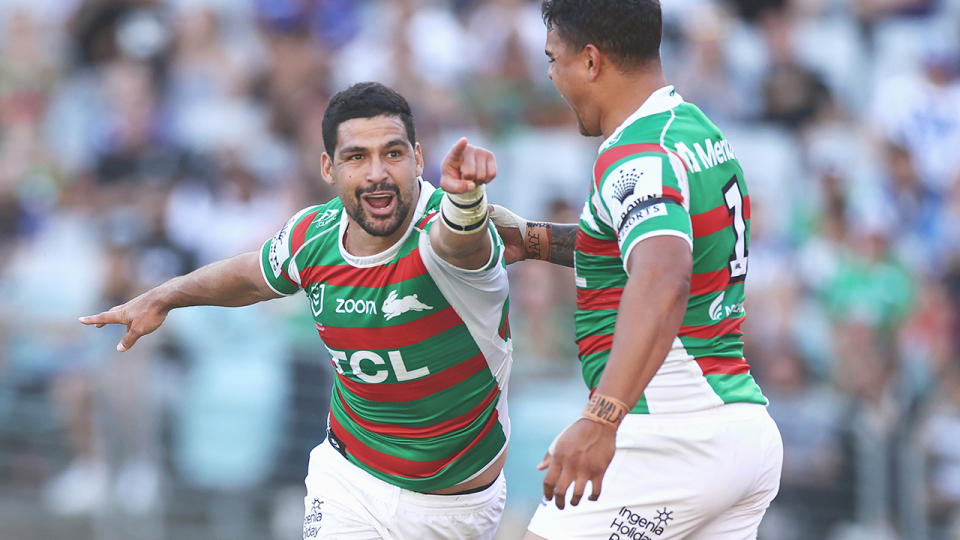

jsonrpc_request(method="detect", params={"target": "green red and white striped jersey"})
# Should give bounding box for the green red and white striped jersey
[576,85,767,414]
[260,181,512,492]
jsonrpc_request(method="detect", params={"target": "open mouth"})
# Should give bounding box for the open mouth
[360,191,397,217]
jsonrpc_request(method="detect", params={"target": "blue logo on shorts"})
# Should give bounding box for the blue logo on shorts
[608,506,674,539]
[303,498,323,538]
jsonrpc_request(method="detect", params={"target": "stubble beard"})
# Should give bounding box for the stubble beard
[344,183,413,238]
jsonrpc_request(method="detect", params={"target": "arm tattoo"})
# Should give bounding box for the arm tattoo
[548,224,577,268]
[523,222,576,267]
[525,222,550,262]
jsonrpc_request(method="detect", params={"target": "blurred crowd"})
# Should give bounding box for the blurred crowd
[0,0,959,539]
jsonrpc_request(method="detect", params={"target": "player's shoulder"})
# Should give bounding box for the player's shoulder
[603,116,670,154]
[595,131,679,190]
[275,199,343,255]
[294,199,344,233]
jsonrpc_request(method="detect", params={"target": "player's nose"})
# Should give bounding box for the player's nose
[366,155,389,182]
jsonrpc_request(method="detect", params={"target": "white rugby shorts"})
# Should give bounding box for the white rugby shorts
[527,403,782,540]
[302,439,506,539]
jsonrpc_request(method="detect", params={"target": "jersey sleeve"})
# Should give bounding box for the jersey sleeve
[595,152,693,272]
[259,206,319,296]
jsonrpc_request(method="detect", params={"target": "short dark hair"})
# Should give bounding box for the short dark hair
[322,82,416,154]
[541,0,662,69]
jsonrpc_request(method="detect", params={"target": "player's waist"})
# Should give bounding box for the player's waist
[618,403,770,432]
[325,417,508,492]
[315,435,507,501]
[576,328,744,357]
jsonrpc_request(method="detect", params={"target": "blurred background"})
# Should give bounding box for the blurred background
[0,0,959,538]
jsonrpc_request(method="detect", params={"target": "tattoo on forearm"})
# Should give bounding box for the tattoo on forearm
[548,224,577,268]
[525,222,550,262]
[582,392,628,428]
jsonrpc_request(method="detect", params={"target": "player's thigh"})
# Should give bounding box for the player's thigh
[690,416,783,540]
[302,443,392,539]
[527,406,782,540]
[687,482,778,540]
[396,472,507,540]
[526,446,717,539]
[302,492,383,540]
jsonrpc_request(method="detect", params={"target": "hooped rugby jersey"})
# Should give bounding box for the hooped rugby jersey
[260,181,512,491]
[576,85,767,414]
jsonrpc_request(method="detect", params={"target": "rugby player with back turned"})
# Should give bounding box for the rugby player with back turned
[489,1,785,538]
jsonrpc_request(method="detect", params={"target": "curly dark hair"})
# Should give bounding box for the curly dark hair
[322,82,416,154]
[541,0,662,69]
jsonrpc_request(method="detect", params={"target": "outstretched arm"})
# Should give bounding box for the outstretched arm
[489,205,577,267]
[79,251,281,352]
[431,138,499,270]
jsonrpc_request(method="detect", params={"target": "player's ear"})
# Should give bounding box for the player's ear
[321,152,335,186]
[414,142,424,177]
[584,44,601,81]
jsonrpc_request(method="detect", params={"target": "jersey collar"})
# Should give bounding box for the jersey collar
[599,85,684,153]
[338,178,435,268]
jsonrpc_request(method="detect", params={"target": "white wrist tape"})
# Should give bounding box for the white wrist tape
[488,204,527,239]
[440,185,488,234]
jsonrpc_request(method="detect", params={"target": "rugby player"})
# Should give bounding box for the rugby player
[81,82,513,539]
[489,2,784,538]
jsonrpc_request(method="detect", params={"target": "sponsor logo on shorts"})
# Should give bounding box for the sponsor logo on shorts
[608,506,674,539]
[303,498,324,538]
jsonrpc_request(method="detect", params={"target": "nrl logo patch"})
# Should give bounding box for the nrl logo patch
[308,283,326,317]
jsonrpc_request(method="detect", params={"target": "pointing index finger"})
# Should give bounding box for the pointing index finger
[445,137,469,166]
[79,310,125,326]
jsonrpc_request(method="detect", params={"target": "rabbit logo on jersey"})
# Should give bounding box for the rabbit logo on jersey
[382,290,433,320]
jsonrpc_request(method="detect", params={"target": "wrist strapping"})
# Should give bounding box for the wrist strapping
[441,185,488,234]
[581,392,629,428]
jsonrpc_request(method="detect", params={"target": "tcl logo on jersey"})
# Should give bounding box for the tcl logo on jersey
[328,349,430,383]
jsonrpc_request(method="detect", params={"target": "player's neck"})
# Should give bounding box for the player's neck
[598,67,669,140]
